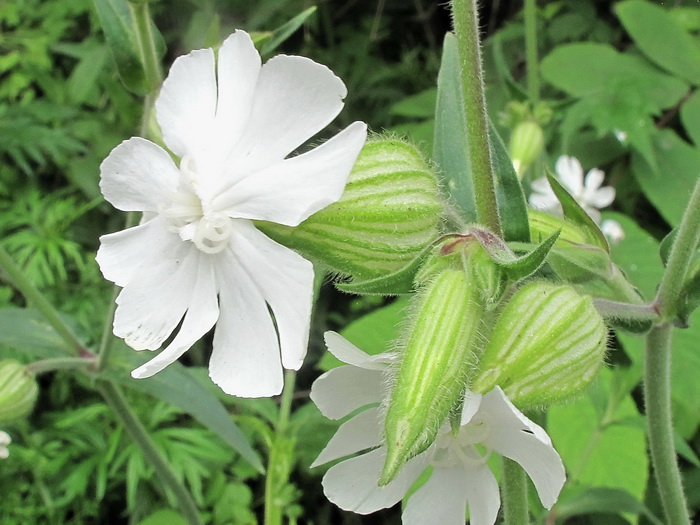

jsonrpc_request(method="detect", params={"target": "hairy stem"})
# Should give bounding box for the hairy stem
[644,324,691,525]
[451,0,502,235]
[502,456,530,525]
[99,380,204,525]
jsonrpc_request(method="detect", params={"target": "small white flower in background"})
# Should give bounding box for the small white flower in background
[97,31,367,397]
[529,155,624,244]
[311,332,565,525]
[0,430,11,459]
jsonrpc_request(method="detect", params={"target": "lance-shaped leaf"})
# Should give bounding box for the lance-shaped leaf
[434,33,529,242]
[545,171,610,252]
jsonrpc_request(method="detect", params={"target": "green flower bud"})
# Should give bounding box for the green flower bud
[258,138,443,281]
[0,360,38,422]
[472,282,607,408]
[381,268,483,484]
[509,121,544,177]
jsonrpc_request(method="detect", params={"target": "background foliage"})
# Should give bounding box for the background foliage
[1,0,699,523]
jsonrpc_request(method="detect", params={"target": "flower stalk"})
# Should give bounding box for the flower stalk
[503,457,530,525]
[450,0,502,236]
[98,380,204,525]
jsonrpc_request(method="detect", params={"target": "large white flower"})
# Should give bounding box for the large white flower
[96,31,367,397]
[311,332,565,525]
[0,430,10,459]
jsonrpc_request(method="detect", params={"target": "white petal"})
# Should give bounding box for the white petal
[211,31,261,160]
[99,138,180,213]
[227,54,348,171]
[214,121,367,226]
[583,168,605,191]
[312,407,383,467]
[462,463,502,525]
[209,251,283,397]
[131,259,219,378]
[155,47,217,158]
[529,177,552,194]
[310,365,385,420]
[480,388,566,509]
[322,446,430,515]
[230,222,313,370]
[555,155,584,196]
[113,241,200,350]
[97,216,175,287]
[402,467,468,525]
[324,331,394,370]
[460,390,483,425]
[528,192,560,212]
[601,219,625,244]
[587,186,615,209]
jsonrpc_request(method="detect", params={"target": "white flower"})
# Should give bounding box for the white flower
[529,155,616,222]
[0,431,10,459]
[600,219,625,245]
[311,332,566,525]
[96,31,367,397]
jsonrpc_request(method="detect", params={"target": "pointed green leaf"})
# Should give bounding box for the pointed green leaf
[107,345,263,472]
[433,33,529,241]
[546,171,609,251]
[490,230,560,280]
[259,7,317,57]
[335,243,435,296]
[0,308,75,358]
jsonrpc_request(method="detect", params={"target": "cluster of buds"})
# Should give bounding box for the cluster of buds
[379,233,608,483]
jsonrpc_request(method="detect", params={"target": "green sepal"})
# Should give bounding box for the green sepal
[545,171,610,252]
[335,242,436,296]
[433,32,530,242]
[445,227,559,282]
[0,360,38,422]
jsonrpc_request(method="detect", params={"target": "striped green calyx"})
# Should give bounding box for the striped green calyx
[257,138,443,281]
[471,282,607,408]
[380,266,484,485]
[0,360,38,422]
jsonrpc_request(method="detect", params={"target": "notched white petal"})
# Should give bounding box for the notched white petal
[312,407,383,467]
[324,331,394,371]
[310,365,385,420]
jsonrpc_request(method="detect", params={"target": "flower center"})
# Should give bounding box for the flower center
[431,418,493,469]
[160,156,234,254]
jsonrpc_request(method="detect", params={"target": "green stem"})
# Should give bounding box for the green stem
[128,1,163,92]
[99,380,204,525]
[655,177,700,319]
[592,299,659,323]
[644,324,691,525]
[523,0,539,104]
[0,246,84,356]
[26,356,96,375]
[502,457,530,525]
[451,0,502,236]
[264,370,297,525]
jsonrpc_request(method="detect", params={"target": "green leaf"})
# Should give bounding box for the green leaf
[616,0,700,85]
[631,130,700,227]
[92,0,150,94]
[433,33,529,241]
[478,230,559,281]
[106,344,263,472]
[0,308,74,358]
[545,171,609,252]
[137,509,188,525]
[681,91,700,147]
[556,487,663,524]
[259,6,317,57]
[548,369,649,502]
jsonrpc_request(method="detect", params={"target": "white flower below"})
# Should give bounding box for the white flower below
[530,155,615,222]
[311,332,566,525]
[0,430,10,459]
[96,31,367,397]
[600,219,625,245]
